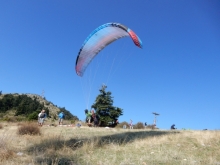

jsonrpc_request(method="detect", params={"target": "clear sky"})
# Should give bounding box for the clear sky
[1,0,219,130]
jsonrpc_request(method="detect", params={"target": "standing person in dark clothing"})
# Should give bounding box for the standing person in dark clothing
[91,109,99,127]
[144,122,147,129]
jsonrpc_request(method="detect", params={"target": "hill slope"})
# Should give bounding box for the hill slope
[0,93,78,121]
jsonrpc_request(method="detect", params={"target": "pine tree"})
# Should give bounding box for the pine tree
[92,85,123,127]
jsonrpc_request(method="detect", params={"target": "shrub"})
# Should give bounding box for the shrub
[17,123,41,135]
[115,121,129,129]
[2,116,10,122]
[15,116,25,122]
[70,120,76,124]
[51,113,57,120]
[28,112,38,121]
[146,124,158,129]
[2,116,26,122]
[134,122,144,129]
[3,116,17,122]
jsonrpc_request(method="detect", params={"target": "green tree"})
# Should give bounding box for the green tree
[92,85,123,127]
[0,94,14,112]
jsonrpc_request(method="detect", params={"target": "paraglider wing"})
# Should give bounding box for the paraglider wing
[75,23,142,76]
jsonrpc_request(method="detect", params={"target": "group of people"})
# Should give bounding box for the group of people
[37,109,178,130]
[85,109,99,127]
[38,110,65,126]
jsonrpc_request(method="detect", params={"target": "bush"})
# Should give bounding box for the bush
[15,116,25,122]
[3,116,17,122]
[2,116,26,122]
[2,116,9,122]
[17,123,41,135]
[134,122,144,129]
[28,112,38,121]
[145,124,158,129]
[115,121,129,129]
[70,119,76,124]
[51,113,57,120]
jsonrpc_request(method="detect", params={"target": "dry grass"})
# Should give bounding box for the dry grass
[17,122,41,135]
[0,122,219,165]
[0,133,15,161]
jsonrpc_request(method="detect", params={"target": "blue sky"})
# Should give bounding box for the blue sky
[1,0,219,130]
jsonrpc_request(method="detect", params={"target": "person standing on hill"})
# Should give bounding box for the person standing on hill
[38,111,42,126]
[58,112,65,125]
[85,109,92,124]
[39,110,47,126]
[130,119,133,129]
[144,122,147,129]
[91,109,99,127]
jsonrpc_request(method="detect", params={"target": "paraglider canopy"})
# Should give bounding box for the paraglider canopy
[75,22,143,77]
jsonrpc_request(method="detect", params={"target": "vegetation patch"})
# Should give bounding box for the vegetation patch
[133,122,144,129]
[0,150,14,161]
[0,135,15,161]
[115,121,129,129]
[17,123,41,135]
[0,93,78,122]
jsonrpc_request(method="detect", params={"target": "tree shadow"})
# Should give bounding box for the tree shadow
[89,130,180,146]
[26,130,180,164]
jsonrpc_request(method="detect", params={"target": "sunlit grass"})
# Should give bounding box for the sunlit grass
[0,133,15,162]
[0,121,219,165]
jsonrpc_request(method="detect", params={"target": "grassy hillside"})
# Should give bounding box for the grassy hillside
[0,122,219,165]
[0,93,78,121]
